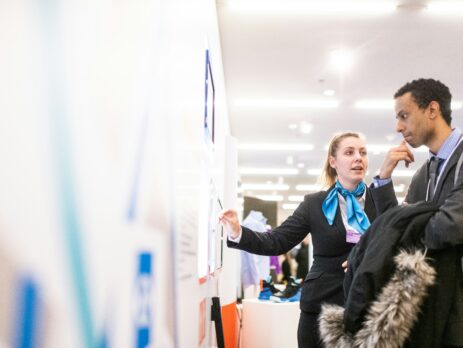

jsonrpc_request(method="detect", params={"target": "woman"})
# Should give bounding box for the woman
[219,132,396,348]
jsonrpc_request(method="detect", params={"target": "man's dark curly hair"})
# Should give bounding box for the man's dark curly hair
[394,78,452,126]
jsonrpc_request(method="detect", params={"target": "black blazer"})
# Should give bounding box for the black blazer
[228,182,397,313]
[403,140,463,248]
[401,140,463,345]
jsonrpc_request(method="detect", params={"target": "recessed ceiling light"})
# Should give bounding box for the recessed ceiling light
[240,168,299,175]
[329,49,354,73]
[238,143,314,151]
[234,99,339,109]
[286,156,294,165]
[297,163,305,168]
[323,89,335,96]
[300,122,313,134]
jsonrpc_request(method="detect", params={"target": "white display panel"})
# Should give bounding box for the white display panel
[0,0,230,347]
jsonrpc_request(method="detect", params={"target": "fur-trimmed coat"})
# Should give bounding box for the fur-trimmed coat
[319,202,458,347]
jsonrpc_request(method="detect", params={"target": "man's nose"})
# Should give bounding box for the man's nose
[395,120,404,133]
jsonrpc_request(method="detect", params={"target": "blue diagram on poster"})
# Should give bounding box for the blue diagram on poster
[14,277,39,348]
[204,49,215,145]
[134,252,153,348]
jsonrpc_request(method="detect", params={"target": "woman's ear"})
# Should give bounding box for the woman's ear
[329,156,336,169]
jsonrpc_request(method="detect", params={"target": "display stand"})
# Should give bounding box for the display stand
[241,299,299,348]
[211,297,225,348]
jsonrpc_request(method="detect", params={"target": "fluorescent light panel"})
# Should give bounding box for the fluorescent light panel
[255,195,284,202]
[238,143,314,151]
[242,183,290,190]
[307,168,322,176]
[368,144,426,154]
[427,1,463,14]
[373,144,428,154]
[288,195,304,202]
[392,170,416,177]
[295,184,322,191]
[228,1,396,14]
[282,203,300,210]
[354,99,393,109]
[323,89,335,96]
[240,168,299,175]
[354,99,462,110]
[234,99,339,109]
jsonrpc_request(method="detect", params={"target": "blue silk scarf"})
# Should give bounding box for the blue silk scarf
[321,181,370,234]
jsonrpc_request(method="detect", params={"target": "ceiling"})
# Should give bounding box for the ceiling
[216,0,463,223]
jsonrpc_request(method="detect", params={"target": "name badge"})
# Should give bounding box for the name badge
[346,227,361,244]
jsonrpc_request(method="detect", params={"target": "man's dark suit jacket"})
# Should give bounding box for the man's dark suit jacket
[227,183,397,313]
[398,140,463,346]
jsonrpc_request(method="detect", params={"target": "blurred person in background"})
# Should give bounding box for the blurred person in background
[296,237,309,281]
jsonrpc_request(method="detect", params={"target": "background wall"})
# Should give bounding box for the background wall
[0,0,237,347]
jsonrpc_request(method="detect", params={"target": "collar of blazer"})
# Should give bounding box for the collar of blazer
[324,184,377,233]
[432,140,463,202]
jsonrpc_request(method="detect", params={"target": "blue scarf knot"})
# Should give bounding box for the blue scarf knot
[322,181,370,234]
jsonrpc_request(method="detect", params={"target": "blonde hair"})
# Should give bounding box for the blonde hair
[319,132,364,188]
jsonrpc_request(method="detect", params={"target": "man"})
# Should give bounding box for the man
[373,78,463,346]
